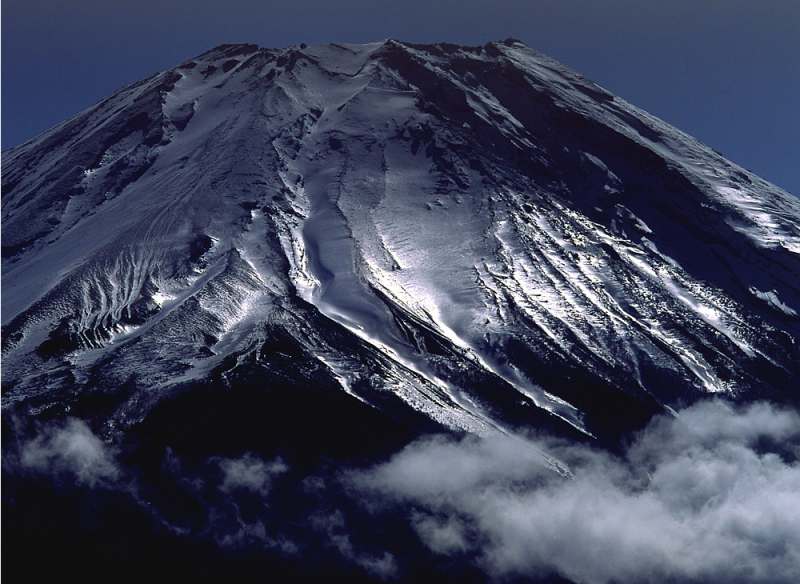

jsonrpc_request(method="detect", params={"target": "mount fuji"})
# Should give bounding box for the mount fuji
[3,40,800,583]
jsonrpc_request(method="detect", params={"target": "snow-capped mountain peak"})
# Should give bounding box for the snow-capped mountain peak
[3,39,799,441]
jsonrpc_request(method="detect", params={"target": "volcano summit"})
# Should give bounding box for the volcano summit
[3,40,800,583]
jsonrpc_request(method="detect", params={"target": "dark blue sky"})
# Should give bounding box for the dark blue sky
[3,0,798,194]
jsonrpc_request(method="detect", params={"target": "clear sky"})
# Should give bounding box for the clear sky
[2,0,798,195]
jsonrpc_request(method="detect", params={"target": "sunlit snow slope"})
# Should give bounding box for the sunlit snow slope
[3,40,799,440]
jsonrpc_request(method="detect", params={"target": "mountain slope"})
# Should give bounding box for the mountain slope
[3,39,799,444]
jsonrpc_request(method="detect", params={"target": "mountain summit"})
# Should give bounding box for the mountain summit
[3,39,800,441]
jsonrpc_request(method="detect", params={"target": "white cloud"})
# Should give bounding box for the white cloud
[349,400,800,584]
[411,511,471,555]
[18,418,121,488]
[216,452,288,496]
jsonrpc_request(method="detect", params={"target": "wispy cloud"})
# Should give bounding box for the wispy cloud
[215,452,288,496]
[311,509,399,579]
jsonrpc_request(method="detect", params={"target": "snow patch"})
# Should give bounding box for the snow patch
[749,287,797,317]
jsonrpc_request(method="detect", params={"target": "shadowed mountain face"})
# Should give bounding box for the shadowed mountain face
[3,40,800,583]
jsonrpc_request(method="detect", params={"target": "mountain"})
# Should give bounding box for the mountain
[3,40,800,583]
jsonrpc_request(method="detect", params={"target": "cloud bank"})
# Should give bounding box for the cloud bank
[350,400,800,583]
